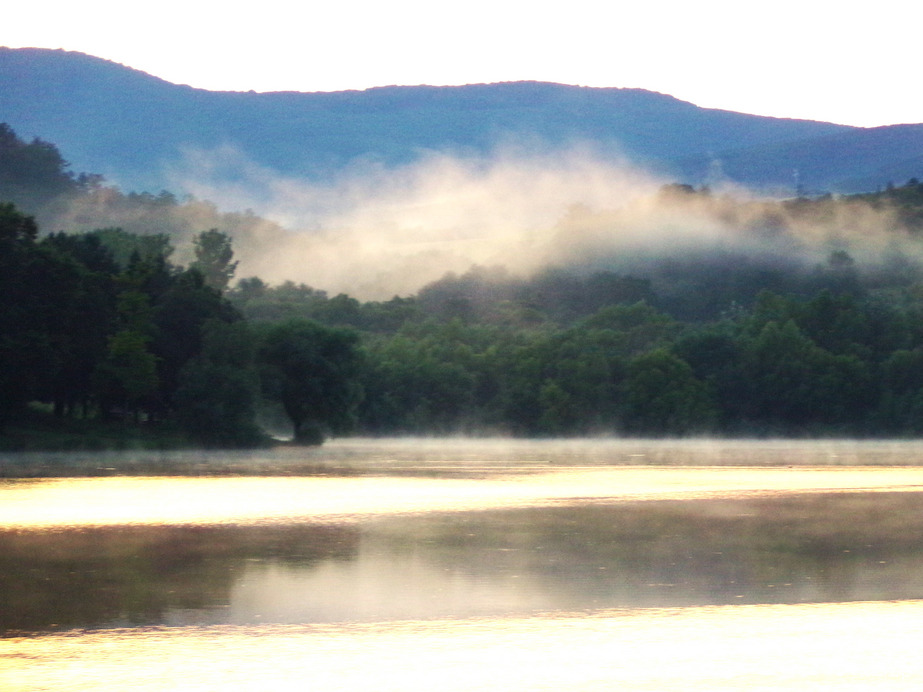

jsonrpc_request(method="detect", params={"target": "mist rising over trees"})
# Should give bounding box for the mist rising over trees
[5,123,923,447]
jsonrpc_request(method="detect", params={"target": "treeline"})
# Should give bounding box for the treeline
[222,182,923,439]
[224,268,923,438]
[8,197,923,443]
[0,123,287,263]
[7,121,923,445]
[0,207,360,446]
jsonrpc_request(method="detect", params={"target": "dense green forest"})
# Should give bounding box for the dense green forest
[4,122,923,448]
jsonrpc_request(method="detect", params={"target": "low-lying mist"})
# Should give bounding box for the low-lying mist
[168,145,665,298]
[173,144,923,300]
[54,143,923,301]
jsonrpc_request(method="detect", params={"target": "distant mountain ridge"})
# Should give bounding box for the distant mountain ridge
[1,47,922,195]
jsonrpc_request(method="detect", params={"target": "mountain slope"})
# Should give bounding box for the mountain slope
[1,47,919,195]
[677,123,923,193]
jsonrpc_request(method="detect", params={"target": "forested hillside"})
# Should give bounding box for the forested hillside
[5,124,923,448]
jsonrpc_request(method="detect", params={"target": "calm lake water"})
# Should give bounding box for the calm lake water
[3,438,923,690]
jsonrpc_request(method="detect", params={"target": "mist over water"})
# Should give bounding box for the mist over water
[0,438,923,692]
[5,441,923,691]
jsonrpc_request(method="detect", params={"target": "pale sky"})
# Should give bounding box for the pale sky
[3,0,921,127]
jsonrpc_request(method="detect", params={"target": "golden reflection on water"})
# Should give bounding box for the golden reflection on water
[2,600,923,691]
[5,440,923,690]
[3,466,923,528]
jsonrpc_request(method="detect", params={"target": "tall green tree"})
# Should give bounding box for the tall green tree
[39,232,120,417]
[0,123,80,214]
[191,229,238,292]
[0,204,42,427]
[151,267,240,414]
[173,320,265,446]
[93,329,159,421]
[259,319,362,444]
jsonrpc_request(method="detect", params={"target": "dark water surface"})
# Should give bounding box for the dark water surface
[3,439,923,690]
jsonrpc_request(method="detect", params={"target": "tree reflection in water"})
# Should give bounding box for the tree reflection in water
[4,491,923,634]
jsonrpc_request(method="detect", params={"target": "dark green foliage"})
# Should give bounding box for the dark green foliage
[735,320,873,429]
[93,329,159,421]
[0,206,265,445]
[0,199,38,244]
[173,321,266,446]
[0,204,46,426]
[230,280,423,332]
[0,206,122,427]
[0,123,81,214]
[358,320,495,434]
[39,233,120,417]
[360,335,477,434]
[415,267,656,326]
[151,268,240,412]
[231,281,333,323]
[622,349,717,434]
[877,349,923,433]
[259,320,362,444]
[90,228,174,269]
[191,229,238,292]
[495,327,628,435]
[350,275,923,437]
[7,115,923,444]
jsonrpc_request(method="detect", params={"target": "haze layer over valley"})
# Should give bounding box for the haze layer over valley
[5,52,923,443]
[3,47,923,301]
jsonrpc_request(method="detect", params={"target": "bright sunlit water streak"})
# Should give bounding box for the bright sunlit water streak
[4,439,923,690]
[3,466,923,528]
[3,601,923,691]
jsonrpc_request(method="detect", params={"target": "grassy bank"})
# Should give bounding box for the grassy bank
[0,409,197,453]
[0,410,331,478]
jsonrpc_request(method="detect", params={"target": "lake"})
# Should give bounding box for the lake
[2,438,923,690]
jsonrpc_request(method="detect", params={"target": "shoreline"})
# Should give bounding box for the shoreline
[5,436,923,479]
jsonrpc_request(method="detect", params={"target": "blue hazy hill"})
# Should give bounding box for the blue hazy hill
[1,47,920,194]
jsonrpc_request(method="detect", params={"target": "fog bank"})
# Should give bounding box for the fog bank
[154,145,923,299]
[169,145,665,298]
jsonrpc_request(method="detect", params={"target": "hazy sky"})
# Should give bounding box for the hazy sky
[3,0,921,127]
